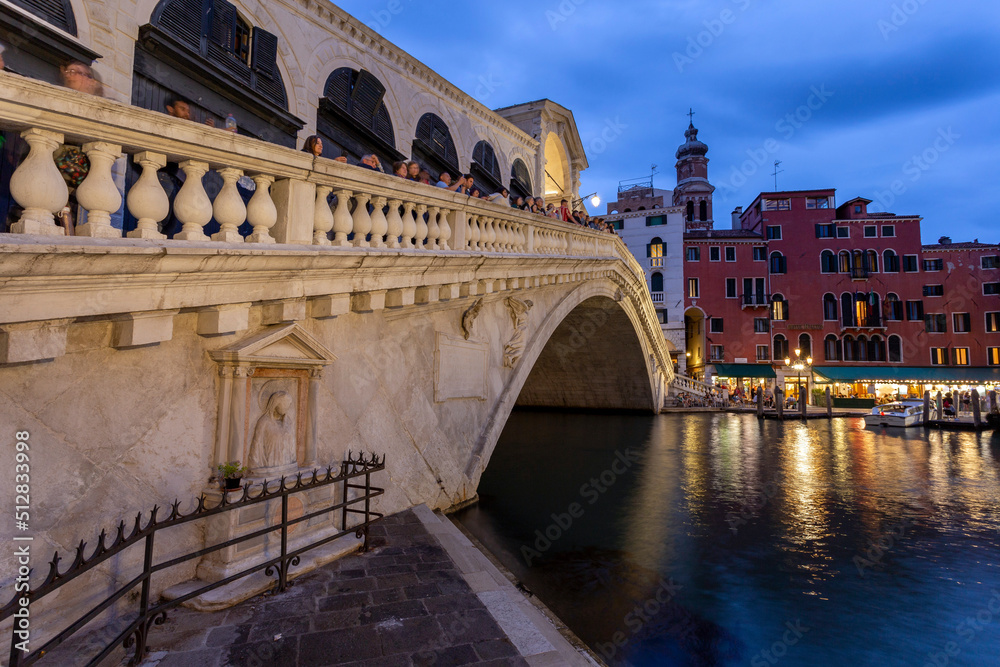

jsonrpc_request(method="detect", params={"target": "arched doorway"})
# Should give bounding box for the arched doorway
[316,67,402,167]
[543,132,570,204]
[412,113,459,182]
[510,159,532,201]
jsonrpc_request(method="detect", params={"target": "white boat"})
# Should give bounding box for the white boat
[864,401,925,428]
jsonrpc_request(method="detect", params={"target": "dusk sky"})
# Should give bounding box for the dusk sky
[333,0,1000,244]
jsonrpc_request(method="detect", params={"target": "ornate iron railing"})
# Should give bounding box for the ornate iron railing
[1,452,385,667]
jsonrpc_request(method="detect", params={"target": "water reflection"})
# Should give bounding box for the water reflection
[455,412,1000,666]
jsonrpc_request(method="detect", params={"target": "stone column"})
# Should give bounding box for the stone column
[370,196,388,248]
[215,366,235,474]
[414,204,428,248]
[9,128,68,235]
[246,174,277,244]
[332,189,353,246]
[439,208,452,250]
[126,151,168,240]
[173,160,212,241]
[306,368,322,466]
[385,199,403,249]
[313,185,334,246]
[400,201,417,249]
[75,142,123,238]
[211,168,247,243]
[229,367,251,464]
[351,193,372,248]
[426,206,440,250]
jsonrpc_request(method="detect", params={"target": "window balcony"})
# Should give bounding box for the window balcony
[649,257,664,268]
[851,267,870,280]
[741,293,770,308]
[651,291,664,304]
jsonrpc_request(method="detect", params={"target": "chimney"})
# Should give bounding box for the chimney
[938,236,952,245]
[731,206,743,230]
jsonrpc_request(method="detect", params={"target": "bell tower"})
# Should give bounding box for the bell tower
[673,111,715,231]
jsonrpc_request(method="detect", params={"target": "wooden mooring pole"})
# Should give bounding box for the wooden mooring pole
[972,389,982,429]
[923,390,931,426]
[826,387,832,419]
[776,387,784,419]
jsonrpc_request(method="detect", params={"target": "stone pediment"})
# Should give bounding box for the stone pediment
[209,324,336,369]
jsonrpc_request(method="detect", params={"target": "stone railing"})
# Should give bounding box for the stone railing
[0,73,673,387]
[671,374,713,397]
[0,74,616,258]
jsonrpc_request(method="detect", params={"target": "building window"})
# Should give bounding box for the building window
[854,204,862,214]
[815,223,835,238]
[883,249,900,273]
[770,295,789,321]
[880,225,895,237]
[725,247,736,262]
[982,255,1000,269]
[754,318,770,333]
[925,314,947,333]
[763,199,790,211]
[923,258,943,272]
[838,251,852,273]
[608,220,623,230]
[988,347,1000,365]
[709,247,721,262]
[864,225,877,238]
[903,255,919,272]
[953,313,971,333]
[766,226,782,240]
[837,226,850,238]
[709,318,724,333]
[953,348,970,366]
[753,247,767,261]
[647,238,664,267]
[756,345,770,361]
[769,252,787,274]
[923,285,944,297]
[726,279,737,299]
[710,345,725,361]
[843,335,857,361]
[806,197,830,209]
[773,334,788,361]
[985,283,1000,295]
[688,278,700,298]
[885,293,903,321]
[657,310,667,323]
[686,247,700,261]
[824,334,841,361]
[646,215,666,226]
[700,201,708,222]
[651,272,664,293]
[821,250,837,273]
[888,335,902,363]
[986,312,1000,333]
[823,293,838,321]
[930,348,948,365]
[906,300,924,321]
[870,335,886,362]
[686,201,694,222]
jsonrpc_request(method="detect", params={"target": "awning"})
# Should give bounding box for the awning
[813,366,1000,384]
[712,363,777,379]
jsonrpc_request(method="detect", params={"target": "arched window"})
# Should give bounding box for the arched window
[686,201,694,222]
[699,200,708,221]
[770,294,789,321]
[318,67,398,165]
[841,293,855,327]
[413,113,458,181]
[888,335,902,363]
[823,293,838,321]
[839,250,852,273]
[769,251,787,274]
[472,140,503,194]
[856,335,869,362]
[866,292,881,327]
[821,250,836,273]
[798,333,812,359]
[870,335,886,362]
[651,272,664,292]
[510,159,532,200]
[885,293,903,321]
[824,334,841,361]
[774,334,789,361]
[647,237,664,267]
[867,250,879,273]
[883,249,900,273]
[638,206,646,211]
[843,335,856,361]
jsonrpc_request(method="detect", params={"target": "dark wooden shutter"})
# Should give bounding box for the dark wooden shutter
[210,0,236,50]
[9,0,77,35]
[325,68,353,109]
[351,70,386,122]
[156,0,203,51]
[250,26,278,79]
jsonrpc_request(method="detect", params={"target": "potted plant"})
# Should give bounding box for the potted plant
[217,461,249,490]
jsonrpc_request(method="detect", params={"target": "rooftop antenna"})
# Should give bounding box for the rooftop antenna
[651,163,658,189]
[772,160,784,191]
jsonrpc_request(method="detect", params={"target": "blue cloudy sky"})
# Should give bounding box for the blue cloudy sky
[333,0,1000,243]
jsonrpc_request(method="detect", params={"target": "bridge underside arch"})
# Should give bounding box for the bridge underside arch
[516,296,654,411]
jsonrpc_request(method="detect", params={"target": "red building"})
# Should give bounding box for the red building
[683,188,1000,401]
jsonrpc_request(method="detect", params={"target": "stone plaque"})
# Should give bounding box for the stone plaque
[434,333,488,402]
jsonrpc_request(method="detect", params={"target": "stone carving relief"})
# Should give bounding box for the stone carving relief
[503,297,533,369]
[249,388,296,473]
[461,298,484,340]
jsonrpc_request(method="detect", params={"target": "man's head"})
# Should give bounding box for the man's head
[561,199,568,206]
[361,154,379,169]
[165,96,192,120]
[463,175,473,187]
[439,172,452,185]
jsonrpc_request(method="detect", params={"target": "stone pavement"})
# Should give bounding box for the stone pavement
[138,507,596,667]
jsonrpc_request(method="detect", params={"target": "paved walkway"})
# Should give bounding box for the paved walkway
[138,506,595,667]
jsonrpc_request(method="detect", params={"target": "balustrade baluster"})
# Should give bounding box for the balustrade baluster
[211,167,247,243]
[173,160,213,241]
[246,174,277,244]
[332,190,353,246]
[385,199,403,249]
[75,142,124,238]
[438,208,452,250]
[351,193,373,247]
[486,218,497,251]
[313,185,334,245]
[468,215,481,250]
[126,151,168,240]
[414,204,428,248]
[400,201,417,248]
[370,196,388,248]
[426,206,440,250]
[9,128,68,236]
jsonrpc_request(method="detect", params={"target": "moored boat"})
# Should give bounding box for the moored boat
[864,401,925,428]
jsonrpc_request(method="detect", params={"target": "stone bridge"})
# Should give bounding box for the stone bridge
[0,74,672,592]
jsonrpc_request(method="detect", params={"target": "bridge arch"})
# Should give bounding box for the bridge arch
[464,278,667,485]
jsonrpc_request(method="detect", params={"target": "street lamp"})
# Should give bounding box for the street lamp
[784,348,812,406]
[572,192,601,209]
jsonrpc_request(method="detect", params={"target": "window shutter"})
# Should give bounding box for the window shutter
[250,27,278,79]
[646,243,652,258]
[210,0,236,51]
[351,70,386,122]
[10,0,77,35]
[157,0,204,51]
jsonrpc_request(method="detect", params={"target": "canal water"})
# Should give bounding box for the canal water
[453,411,1000,666]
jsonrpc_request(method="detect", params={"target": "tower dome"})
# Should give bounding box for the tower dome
[676,123,708,160]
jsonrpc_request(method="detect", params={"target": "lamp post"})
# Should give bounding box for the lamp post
[784,348,812,406]
[572,192,602,209]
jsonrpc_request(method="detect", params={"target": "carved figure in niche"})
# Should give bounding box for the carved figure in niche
[503,297,533,368]
[462,298,484,340]
[249,391,296,471]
